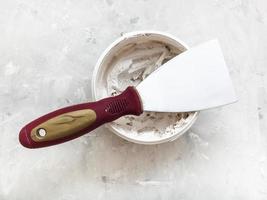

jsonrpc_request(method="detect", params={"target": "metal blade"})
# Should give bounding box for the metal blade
[136,39,237,112]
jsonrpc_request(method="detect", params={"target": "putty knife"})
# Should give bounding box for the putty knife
[19,40,237,148]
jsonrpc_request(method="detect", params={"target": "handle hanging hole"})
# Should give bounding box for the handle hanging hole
[36,128,47,138]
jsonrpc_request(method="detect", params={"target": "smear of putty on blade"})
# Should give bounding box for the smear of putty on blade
[106,41,195,140]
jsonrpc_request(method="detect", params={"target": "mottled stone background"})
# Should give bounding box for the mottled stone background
[0,0,266,199]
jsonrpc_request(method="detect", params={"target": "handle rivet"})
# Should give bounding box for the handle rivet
[36,128,47,138]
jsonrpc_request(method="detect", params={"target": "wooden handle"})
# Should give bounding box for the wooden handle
[19,87,143,148]
[30,109,97,142]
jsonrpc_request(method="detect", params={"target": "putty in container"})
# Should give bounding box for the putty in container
[92,31,198,144]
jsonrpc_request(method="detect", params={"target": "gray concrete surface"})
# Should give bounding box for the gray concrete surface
[0,0,266,199]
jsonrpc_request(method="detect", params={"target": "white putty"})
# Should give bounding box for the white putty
[106,41,195,140]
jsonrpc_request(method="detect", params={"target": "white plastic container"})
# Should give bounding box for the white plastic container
[92,31,199,144]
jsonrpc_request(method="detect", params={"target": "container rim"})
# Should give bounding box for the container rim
[91,30,199,144]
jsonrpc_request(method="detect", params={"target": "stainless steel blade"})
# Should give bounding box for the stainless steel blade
[136,39,237,112]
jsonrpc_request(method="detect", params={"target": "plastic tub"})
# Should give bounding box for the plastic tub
[92,31,199,144]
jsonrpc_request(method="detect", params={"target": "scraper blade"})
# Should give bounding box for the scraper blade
[136,39,237,112]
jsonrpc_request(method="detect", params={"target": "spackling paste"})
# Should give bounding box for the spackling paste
[105,41,195,141]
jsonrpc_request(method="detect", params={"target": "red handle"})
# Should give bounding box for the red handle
[19,87,143,148]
